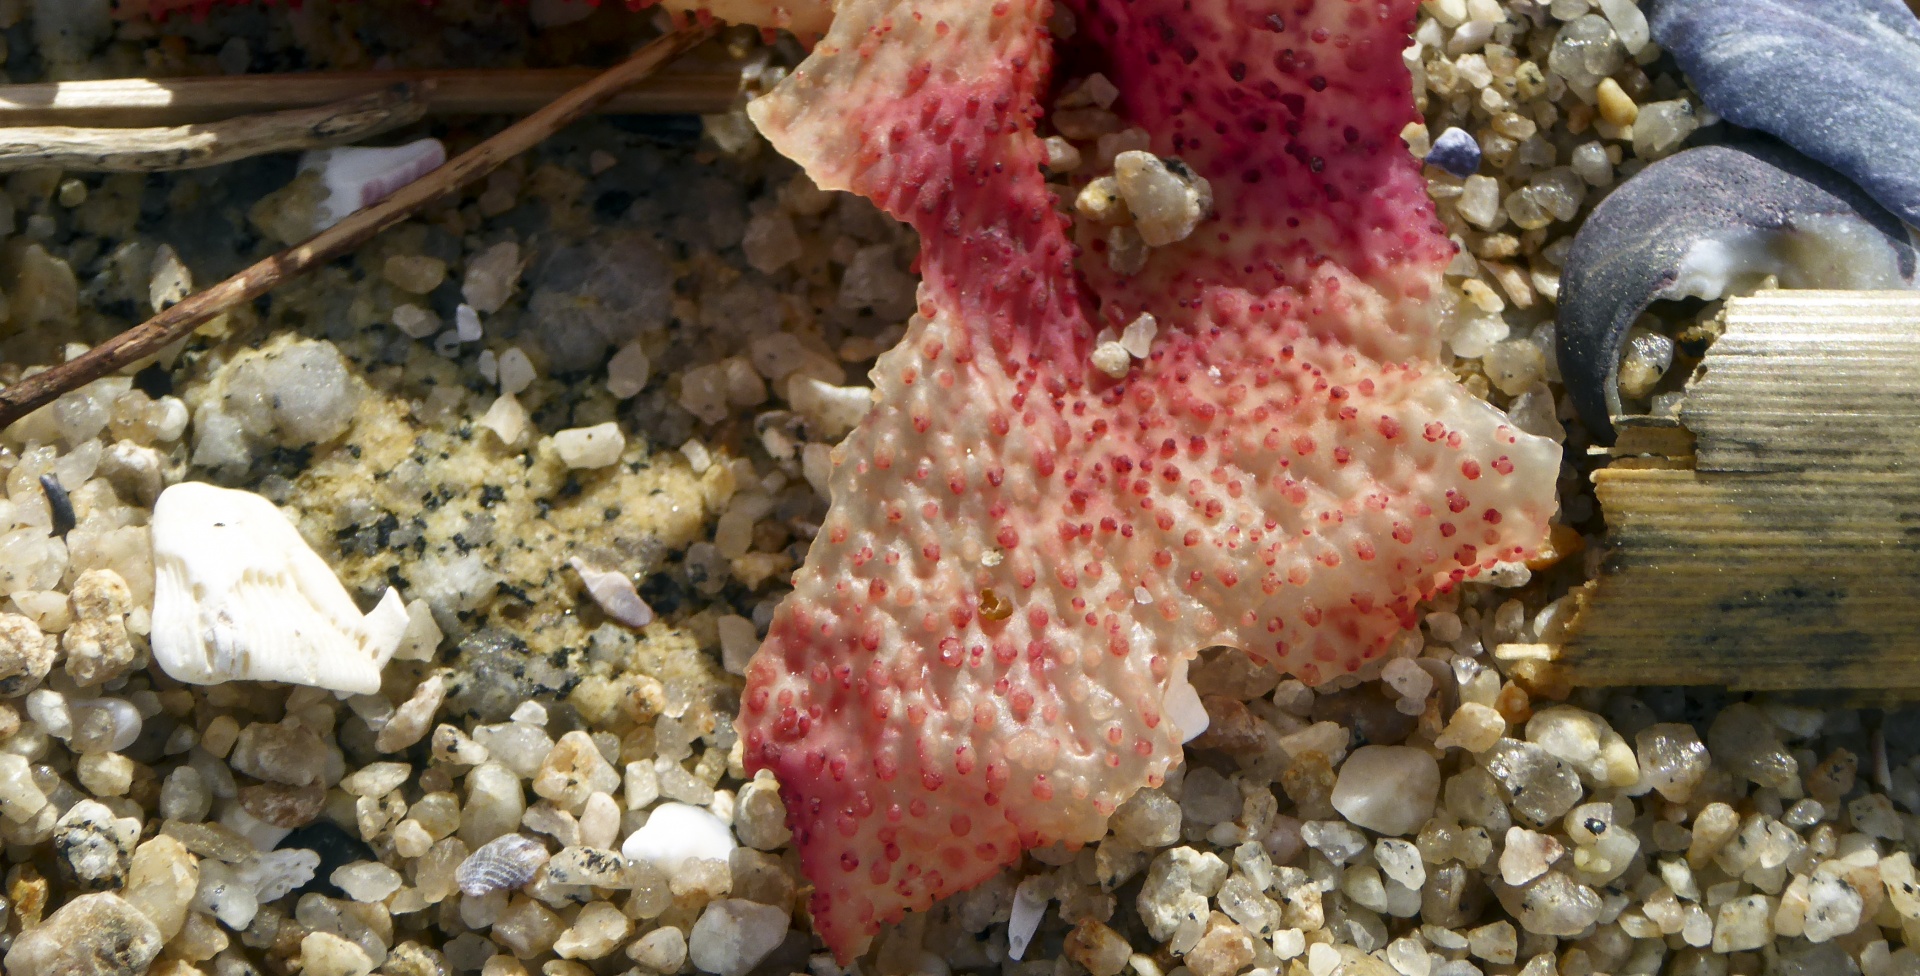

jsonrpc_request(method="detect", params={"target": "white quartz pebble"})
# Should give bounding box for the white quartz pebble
[454,304,482,342]
[554,423,624,469]
[497,346,536,395]
[688,899,788,976]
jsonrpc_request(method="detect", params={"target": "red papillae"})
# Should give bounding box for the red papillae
[164,0,1556,961]
[745,0,1558,961]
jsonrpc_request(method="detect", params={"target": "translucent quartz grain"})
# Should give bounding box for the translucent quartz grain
[554,901,630,960]
[383,254,446,294]
[462,242,521,314]
[1457,175,1503,229]
[1507,870,1602,935]
[331,861,403,903]
[1631,100,1699,161]
[459,762,526,847]
[688,899,790,976]
[1548,15,1624,94]
[1111,151,1212,246]
[1180,768,1241,826]
[1111,790,1182,849]
[630,926,688,971]
[1482,739,1583,827]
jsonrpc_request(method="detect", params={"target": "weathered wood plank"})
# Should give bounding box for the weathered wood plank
[1563,291,1920,691]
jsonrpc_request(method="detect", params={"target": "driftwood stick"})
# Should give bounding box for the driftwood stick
[0,84,427,173]
[0,27,717,433]
[0,66,742,128]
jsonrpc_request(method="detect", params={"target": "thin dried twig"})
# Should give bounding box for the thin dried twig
[0,84,427,173]
[0,27,719,433]
[0,66,742,128]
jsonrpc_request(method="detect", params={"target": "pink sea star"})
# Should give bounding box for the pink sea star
[739,0,1559,959]
[151,0,1560,961]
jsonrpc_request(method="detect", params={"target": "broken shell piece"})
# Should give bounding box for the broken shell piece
[620,802,736,876]
[1555,139,1917,442]
[1006,875,1049,961]
[298,138,446,232]
[567,558,655,629]
[151,482,409,695]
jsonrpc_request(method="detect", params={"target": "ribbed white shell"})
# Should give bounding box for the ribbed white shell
[150,482,408,694]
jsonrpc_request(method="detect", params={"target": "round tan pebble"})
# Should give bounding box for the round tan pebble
[1330,745,1442,836]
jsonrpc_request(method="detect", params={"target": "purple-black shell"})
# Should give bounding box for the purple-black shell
[1556,138,1917,443]
[455,832,551,897]
[1650,0,1920,228]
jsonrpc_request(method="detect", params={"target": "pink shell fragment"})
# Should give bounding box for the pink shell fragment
[298,138,447,233]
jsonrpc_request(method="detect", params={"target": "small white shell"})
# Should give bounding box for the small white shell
[1006,875,1050,961]
[457,833,551,897]
[150,483,409,695]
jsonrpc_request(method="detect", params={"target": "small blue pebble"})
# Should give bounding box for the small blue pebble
[1425,127,1481,178]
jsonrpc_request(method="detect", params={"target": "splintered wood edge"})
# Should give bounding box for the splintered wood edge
[0,86,428,173]
[1563,290,1920,692]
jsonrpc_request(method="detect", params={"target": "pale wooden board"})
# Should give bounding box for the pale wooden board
[1564,291,1920,691]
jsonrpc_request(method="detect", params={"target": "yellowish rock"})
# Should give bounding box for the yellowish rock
[1596,77,1640,127]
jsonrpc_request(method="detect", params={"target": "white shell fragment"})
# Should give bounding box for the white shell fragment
[620,802,737,876]
[567,558,655,629]
[151,482,409,695]
[1006,875,1050,961]
[299,138,446,232]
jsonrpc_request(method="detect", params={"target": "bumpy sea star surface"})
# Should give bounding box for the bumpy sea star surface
[739,0,1560,959]
[165,0,1559,960]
